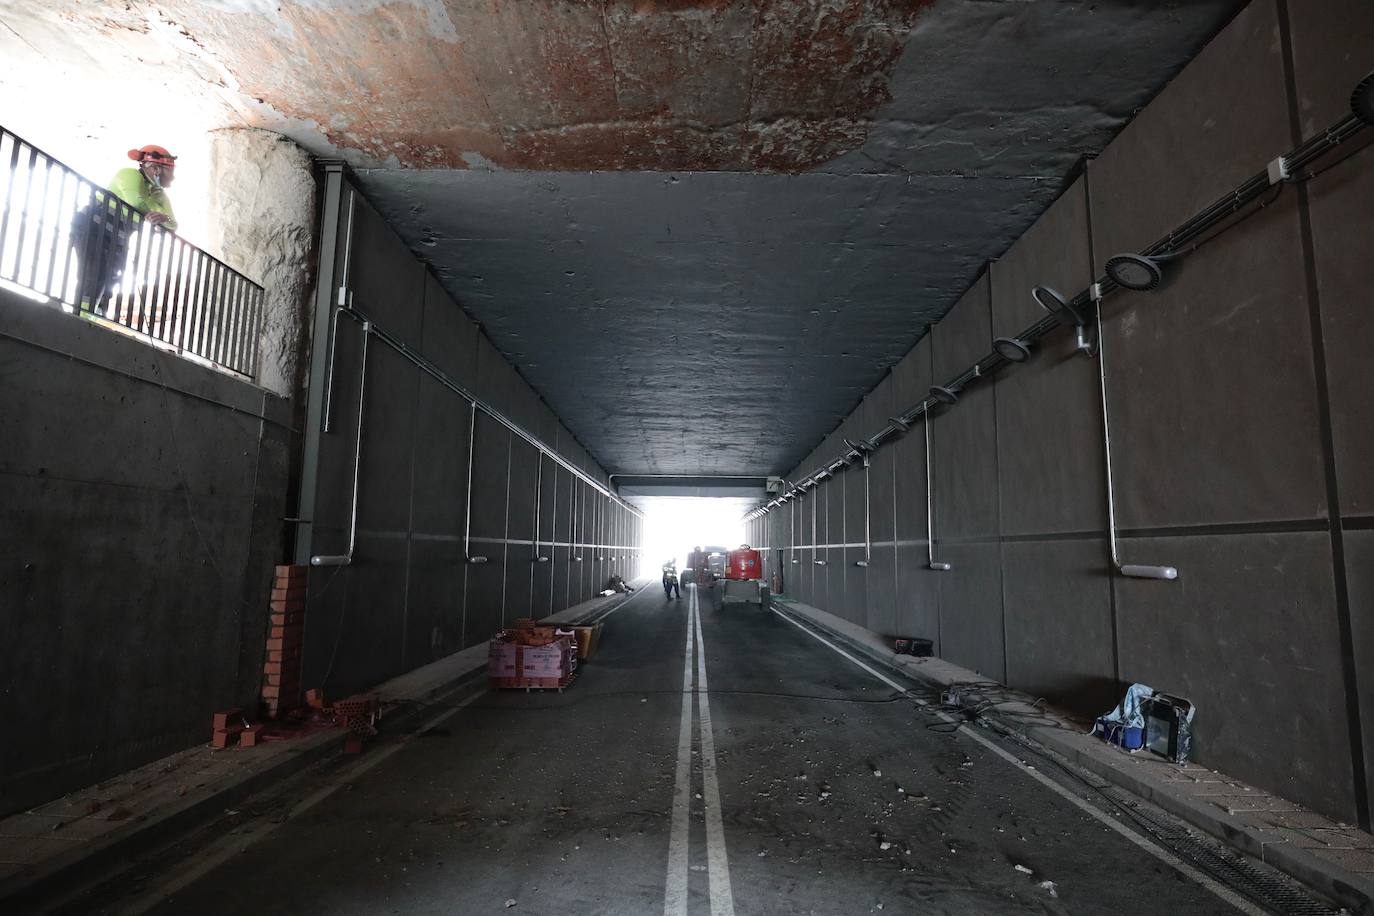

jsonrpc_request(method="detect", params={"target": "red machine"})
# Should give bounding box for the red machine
[726,545,762,581]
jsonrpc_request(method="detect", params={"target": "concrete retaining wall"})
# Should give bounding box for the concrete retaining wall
[0,291,292,816]
[749,0,1374,827]
[298,181,644,701]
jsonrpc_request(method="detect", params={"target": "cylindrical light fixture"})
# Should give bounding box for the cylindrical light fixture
[993,336,1032,362]
[1104,254,1164,291]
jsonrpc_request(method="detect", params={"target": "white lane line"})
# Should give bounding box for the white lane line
[117,687,491,915]
[694,589,736,916]
[771,607,1268,916]
[663,587,696,916]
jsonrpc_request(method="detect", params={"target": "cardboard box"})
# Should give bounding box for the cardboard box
[562,624,602,660]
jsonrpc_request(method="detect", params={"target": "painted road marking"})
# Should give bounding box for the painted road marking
[694,588,735,916]
[664,585,696,915]
[771,607,1268,916]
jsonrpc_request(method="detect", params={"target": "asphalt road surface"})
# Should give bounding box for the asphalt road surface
[112,584,1262,915]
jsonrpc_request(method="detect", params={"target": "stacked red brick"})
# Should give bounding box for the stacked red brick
[263,564,307,717]
[489,619,578,689]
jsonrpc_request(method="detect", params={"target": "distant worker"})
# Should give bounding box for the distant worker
[78,144,178,316]
[662,564,680,600]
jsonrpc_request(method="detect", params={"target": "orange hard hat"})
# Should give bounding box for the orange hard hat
[128,145,176,167]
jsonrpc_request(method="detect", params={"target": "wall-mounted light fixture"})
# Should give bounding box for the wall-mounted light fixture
[929,385,960,405]
[1104,254,1164,292]
[1033,285,1086,327]
[1353,69,1374,126]
[534,555,550,563]
[467,555,489,564]
[993,336,1032,363]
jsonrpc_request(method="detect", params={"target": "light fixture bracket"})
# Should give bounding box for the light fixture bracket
[1033,285,1086,327]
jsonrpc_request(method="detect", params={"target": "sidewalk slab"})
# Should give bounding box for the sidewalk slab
[773,595,1374,916]
[0,585,645,907]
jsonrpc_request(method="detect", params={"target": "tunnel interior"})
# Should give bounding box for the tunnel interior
[2,0,1374,912]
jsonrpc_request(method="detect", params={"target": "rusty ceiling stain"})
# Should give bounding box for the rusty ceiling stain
[142,0,935,171]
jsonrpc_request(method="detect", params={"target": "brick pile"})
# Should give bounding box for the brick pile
[209,707,264,748]
[263,564,308,718]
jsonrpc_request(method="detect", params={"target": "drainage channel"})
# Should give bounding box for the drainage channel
[997,731,1343,916]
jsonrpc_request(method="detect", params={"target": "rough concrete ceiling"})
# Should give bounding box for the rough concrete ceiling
[1,0,1242,475]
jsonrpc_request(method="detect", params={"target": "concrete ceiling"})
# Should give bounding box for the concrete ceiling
[1,0,1241,475]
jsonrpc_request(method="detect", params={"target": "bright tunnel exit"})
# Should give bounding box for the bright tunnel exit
[637,497,750,580]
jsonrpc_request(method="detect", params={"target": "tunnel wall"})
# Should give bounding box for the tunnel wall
[299,179,644,701]
[0,289,291,816]
[750,0,1374,826]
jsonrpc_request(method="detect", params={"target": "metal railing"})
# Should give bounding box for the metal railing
[0,126,265,378]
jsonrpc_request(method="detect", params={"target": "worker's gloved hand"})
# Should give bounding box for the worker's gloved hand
[145,212,169,226]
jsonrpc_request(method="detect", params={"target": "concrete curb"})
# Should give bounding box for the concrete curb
[771,597,1374,916]
[0,586,645,909]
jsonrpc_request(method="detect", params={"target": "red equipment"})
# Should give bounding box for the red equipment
[726,545,762,581]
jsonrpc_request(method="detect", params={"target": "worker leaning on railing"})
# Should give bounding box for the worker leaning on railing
[78,144,178,316]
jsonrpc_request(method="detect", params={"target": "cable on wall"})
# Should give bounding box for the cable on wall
[745,72,1372,584]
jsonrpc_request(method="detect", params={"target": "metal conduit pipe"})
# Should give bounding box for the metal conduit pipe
[323,305,641,519]
[311,320,371,567]
[924,408,951,572]
[1095,296,1177,581]
[855,453,871,567]
[532,454,549,563]
[461,401,486,564]
[745,95,1371,524]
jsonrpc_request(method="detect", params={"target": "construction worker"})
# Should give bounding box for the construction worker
[662,562,681,600]
[77,144,178,316]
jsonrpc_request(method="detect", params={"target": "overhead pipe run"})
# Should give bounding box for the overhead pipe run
[319,301,640,519]
[745,73,1373,579]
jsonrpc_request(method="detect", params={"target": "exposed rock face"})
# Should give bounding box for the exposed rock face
[207,129,315,397]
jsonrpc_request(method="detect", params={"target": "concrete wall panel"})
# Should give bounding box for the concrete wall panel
[1290,1,1374,515]
[404,538,466,667]
[1001,538,1115,714]
[1115,531,1355,821]
[504,437,539,619]
[1345,531,1374,812]
[1087,0,1326,528]
[325,536,410,695]
[863,378,896,637]
[420,272,479,387]
[931,275,998,539]
[935,542,1004,681]
[0,291,289,814]
[356,344,419,534]
[891,337,931,543]
[350,193,424,341]
[410,375,469,536]
[893,545,940,649]
[990,179,1104,536]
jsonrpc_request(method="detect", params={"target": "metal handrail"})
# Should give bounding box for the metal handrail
[0,125,266,379]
